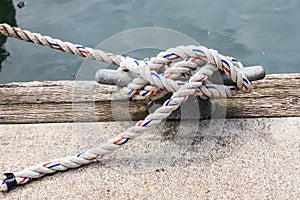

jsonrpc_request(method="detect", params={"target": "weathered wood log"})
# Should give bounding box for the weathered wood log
[0,74,299,124]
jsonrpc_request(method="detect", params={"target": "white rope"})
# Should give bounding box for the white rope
[0,23,124,65]
[0,23,252,192]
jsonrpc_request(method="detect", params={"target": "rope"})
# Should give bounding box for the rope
[0,23,252,192]
[0,23,124,65]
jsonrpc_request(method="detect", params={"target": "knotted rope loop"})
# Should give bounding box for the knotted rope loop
[118,45,251,101]
[0,23,255,192]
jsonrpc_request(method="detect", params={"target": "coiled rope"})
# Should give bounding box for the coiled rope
[0,23,252,192]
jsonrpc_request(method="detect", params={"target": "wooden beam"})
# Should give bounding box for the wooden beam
[0,74,299,124]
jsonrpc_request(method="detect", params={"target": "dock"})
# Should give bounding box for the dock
[0,73,299,199]
[0,73,299,123]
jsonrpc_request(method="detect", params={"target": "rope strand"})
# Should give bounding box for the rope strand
[0,23,123,65]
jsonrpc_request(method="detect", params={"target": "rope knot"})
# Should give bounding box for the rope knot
[0,23,263,192]
[120,57,140,72]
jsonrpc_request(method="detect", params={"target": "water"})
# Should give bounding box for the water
[0,0,299,84]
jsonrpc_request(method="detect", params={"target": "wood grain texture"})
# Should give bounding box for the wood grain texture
[0,74,299,123]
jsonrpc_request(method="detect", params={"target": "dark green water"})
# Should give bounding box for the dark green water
[0,0,299,83]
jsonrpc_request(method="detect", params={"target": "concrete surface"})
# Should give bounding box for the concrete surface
[0,117,299,199]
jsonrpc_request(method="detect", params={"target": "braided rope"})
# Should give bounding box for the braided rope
[0,23,252,192]
[0,23,123,65]
[120,45,251,100]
